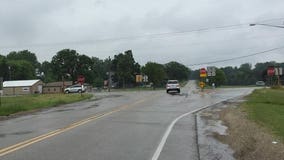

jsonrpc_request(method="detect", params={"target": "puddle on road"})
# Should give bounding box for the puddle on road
[88,94,123,102]
[0,131,33,138]
[168,92,189,97]
[80,104,99,110]
[52,108,75,113]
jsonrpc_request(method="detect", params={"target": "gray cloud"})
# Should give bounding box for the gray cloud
[1,0,284,68]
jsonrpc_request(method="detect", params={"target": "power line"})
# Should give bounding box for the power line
[1,17,284,49]
[254,17,284,23]
[1,24,245,49]
[188,46,284,66]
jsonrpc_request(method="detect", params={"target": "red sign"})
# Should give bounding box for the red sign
[200,68,206,74]
[200,68,207,77]
[267,67,275,76]
[77,75,85,84]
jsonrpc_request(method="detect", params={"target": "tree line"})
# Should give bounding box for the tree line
[0,49,191,88]
[190,62,284,86]
[1,49,282,88]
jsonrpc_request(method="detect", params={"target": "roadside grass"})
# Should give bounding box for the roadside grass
[243,88,284,140]
[0,94,93,116]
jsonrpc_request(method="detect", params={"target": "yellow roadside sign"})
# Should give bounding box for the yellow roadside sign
[199,81,205,88]
[136,75,143,83]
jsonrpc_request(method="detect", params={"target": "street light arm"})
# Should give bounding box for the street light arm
[250,23,284,28]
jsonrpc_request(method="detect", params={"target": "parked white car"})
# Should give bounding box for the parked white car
[64,85,86,94]
[256,81,265,86]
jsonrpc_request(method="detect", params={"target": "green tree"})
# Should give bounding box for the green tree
[238,63,256,85]
[221,63,256,85]
[164,61,190,81]
[221,66,236,85]
[51,49,79,82]
[254,62,276,83]
[112,50,140,88]
[7,50,40,68]
[40,61,57,83]
[189,69,200,80]
[142,62,166,88]
[5,50,39,80]
[50,49,116,86]
[76,54,94,84]
[208,68,226,87]
[0,55,9,80]
[7,60,35,80]
[214,69,226,86]
[91,57,109,87]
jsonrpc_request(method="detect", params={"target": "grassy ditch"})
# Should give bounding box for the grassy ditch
[243,88,284,140]
[0,94,93,116]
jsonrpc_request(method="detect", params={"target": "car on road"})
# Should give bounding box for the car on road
[166,80,180,93]
[256,81,265,86]
[64,85,86,94]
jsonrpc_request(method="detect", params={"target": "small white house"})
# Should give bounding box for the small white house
[3,80,43,96]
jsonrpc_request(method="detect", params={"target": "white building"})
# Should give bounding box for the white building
[3,80,43,96]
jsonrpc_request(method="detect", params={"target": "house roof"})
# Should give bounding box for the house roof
[3,80,41,87]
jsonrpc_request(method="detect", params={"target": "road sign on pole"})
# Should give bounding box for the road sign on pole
[136,75,143,83]
[207,66,216,77]
[200,68,207,78]
[77,75,85,85]
[199,81,205,88]
[274,67,283,76]
[143,75,148,82]
[267,66,275,76]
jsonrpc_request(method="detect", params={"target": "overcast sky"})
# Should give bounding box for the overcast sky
[1,0,284,69]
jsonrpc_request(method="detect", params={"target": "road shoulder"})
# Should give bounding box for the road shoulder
[197,99,284,160]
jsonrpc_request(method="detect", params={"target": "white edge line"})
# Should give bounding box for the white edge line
[151,100,224,160]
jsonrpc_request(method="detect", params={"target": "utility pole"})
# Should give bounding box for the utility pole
[108,56,111,92]
[0,77,3,107]
[62,75,65,93]
[8,66,11,80]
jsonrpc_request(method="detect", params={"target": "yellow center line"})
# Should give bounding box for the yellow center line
[0,93,160,157]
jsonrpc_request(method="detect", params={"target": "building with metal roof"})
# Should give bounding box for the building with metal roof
[3,80,43,96]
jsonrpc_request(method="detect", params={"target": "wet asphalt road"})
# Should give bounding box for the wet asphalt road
[0,81,254,160]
